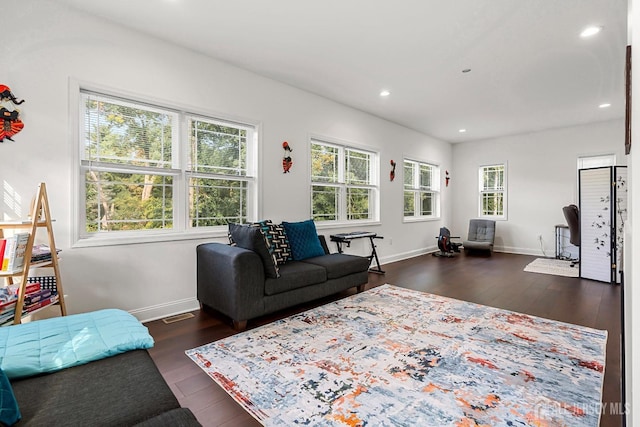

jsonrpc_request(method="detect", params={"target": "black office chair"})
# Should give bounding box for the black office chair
[562,204,580,267]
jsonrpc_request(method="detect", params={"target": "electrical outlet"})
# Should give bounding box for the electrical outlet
[389,238,393,245]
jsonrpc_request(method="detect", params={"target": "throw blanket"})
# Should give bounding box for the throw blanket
[0,309,154,379]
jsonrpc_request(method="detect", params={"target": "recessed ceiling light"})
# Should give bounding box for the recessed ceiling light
[580,26,603,38]
[459,129,467,133]
[380,90,391,97]
[599,103,611,108]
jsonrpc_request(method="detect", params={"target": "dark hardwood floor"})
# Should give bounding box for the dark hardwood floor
[145,252,623,426]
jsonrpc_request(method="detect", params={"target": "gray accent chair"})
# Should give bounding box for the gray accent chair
[462,219,496,255]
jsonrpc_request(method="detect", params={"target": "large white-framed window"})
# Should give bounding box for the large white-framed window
[478,163,506,219]
[403,159,440,221]
[310,137,379,223]
[77,90,258,246]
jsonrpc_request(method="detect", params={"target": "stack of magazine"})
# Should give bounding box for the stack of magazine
[0,287,18,326]
[0,282,59,326]
[30,244,61,264]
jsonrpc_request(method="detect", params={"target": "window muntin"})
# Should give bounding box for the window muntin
[79,91,256,241]
[479,164,506,218]
[187,117,254,227]
[190,119,248,176]
[311,139,378,223]
[84,171,174,232]
[403,159,440,219]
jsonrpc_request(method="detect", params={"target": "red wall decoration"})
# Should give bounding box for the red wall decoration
[0,85,25,142]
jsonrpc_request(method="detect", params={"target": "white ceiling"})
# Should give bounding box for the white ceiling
[56,0,628,143]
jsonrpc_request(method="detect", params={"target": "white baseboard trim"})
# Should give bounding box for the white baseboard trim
[495,246,548,257]
[379,246,436,265]
[131,297,200,324]
[131,245,545,324]
[380,245,546,265]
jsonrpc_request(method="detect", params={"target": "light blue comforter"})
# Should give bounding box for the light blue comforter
[0,309,154,379]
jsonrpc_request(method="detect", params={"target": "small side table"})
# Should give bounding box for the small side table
[329,231,385,274]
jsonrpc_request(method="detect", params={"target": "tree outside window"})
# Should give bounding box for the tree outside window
[479,164,506,218]
[311,139,378,222]
[80,91,256,242]
[404,159,440,220]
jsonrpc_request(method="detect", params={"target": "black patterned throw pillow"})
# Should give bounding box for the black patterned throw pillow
[228,223,280,278]
[269,222,293,265]
[251,220,292,265]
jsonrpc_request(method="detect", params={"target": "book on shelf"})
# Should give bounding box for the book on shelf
[1,236,17,271]
[1,233,30,272]
[0,300,16,315]
[22,282,42,295]
[30,244,61,263]
[0,287,17,305]
[23,294,58,313]
[0,239,6,263]
[0,310,15,326]
[23,289,52,305]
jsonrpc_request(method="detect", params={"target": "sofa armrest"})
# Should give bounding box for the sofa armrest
[197,243,265,325]
[318,235,331,255]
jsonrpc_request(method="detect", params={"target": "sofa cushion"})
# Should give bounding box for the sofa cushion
[301,253,371,280]
[253,220,293,265]
[282,220,325,261]
[11,350,180,426]
[463,241,493,251]
[0,368,20,426]
[264,261,327,296]
[228,223,280,278]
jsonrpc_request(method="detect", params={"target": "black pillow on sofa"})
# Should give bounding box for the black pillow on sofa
[228,223,280,278]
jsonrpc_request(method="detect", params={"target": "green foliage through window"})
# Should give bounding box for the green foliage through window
[80,92,256,237]
[311,140,377,222]
[479,164,505,217]
[404,160,439,218]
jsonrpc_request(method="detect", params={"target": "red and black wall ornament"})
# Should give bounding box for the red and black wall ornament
[282,141,293,173]
[0,85,25,142]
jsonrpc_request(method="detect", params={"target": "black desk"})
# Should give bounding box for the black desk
[329,232,385,274]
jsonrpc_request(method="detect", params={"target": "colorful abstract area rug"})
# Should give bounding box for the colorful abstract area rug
[186,284,607,426]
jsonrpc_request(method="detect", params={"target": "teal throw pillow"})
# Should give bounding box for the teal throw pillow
[228,223,280,278]
[0,368,21,426]
[282,220,325,261]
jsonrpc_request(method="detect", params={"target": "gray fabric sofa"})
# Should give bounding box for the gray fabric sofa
[197,236,370,330]
[11,349,200,426]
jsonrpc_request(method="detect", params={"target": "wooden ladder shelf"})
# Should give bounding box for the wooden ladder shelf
[0,183,67,324]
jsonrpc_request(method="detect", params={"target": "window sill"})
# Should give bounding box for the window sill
[314,220,382,231]
[478,215,508,221]
[403,216,440,223]
[72,228,227,248]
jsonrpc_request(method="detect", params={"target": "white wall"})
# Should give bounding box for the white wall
[452,120,626,255]
[0,0,452,321]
